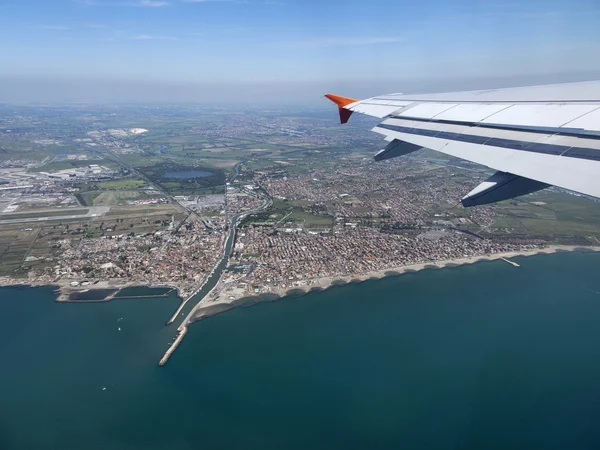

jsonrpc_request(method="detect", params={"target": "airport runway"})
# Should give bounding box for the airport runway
[0,206,110,225]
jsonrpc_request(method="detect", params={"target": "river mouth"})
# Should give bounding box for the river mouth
[163,170,213,179]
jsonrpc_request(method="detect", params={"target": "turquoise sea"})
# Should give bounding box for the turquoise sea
[2,252,600,449]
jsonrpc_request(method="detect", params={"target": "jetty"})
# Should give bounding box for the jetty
[501,257,520,267]
[158,326,187,366]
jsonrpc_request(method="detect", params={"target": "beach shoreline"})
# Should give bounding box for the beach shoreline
[189,245,600,323]
[3,245,599,317]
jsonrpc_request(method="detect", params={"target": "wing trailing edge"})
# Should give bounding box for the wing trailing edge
[461,172,550,207]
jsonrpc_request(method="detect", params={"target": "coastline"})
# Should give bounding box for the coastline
[4,244,599,368]
[3,244,600,319]
[0,277,185,303]
[188,245,600,323]
[0,245,600,310]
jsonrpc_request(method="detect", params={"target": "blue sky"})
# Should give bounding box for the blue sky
[1,0,600,102]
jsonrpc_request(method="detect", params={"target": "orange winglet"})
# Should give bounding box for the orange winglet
[325,94,359,108]
[325,94,359,124]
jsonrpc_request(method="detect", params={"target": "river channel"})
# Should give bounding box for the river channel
[167,162,245,328]
[167,215,240,329]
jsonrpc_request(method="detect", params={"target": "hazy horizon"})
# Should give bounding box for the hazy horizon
[3,70,600,105]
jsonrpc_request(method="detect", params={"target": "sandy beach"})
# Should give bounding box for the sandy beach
[3,245,599,319]
[189,245,600,323]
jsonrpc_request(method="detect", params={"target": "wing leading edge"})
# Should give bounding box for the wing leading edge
[325,80,600,206]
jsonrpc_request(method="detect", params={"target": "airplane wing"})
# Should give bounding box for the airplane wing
[325,80,600,206]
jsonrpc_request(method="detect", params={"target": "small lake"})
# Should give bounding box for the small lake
[163,170,212,179]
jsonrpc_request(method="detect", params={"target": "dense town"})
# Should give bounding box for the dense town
[2,105,599,308]
[30,219,225,298]
[225,159,539,296]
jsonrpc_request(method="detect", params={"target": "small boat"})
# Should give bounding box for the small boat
[118,327,121,331]
[102,387,106,391]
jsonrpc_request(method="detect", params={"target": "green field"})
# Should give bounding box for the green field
[289,211,333,228]
[80,191,142,206]
[0,228,38,276]
[96,179,147,190]
[241,197,333,229]
[478,190,600,242]
[105,205,179,217]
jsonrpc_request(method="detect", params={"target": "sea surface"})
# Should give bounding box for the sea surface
[2,252,600,449]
